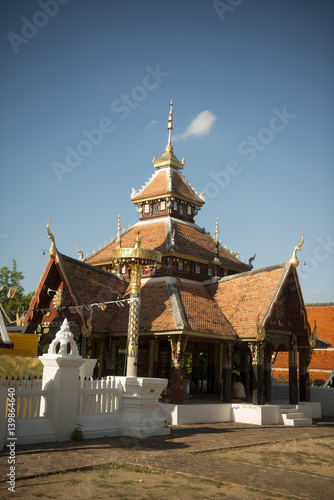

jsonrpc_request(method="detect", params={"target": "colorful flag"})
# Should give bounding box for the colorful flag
[7,287,18,299]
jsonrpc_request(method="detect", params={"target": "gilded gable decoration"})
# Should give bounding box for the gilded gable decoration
[46,217,57,259]
[290,230,304,268]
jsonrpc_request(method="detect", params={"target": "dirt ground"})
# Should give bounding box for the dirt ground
[1,436,333,499]
[205,435,334,480]
[1,466,268,500]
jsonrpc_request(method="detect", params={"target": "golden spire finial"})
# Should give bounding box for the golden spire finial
[134,231,141,249]
[166,100,173,153]
[215,217,219,245]
[116,215,122,248]
[290,229,304,268]
[46,217,57,259]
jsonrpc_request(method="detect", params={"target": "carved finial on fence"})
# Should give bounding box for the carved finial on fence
[47,318,81,358]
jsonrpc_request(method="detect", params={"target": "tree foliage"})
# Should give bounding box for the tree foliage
[0,259,34,315]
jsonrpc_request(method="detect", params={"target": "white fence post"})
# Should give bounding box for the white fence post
[39,319,84,441]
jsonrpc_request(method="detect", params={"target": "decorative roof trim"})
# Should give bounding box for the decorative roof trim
[141,276,206,285]
[165,277,189,330]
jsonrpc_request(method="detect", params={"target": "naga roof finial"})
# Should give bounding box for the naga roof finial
[290,229,304,268]
[166,100,173,153]
[46,217,57,259]
[76,246,84,261]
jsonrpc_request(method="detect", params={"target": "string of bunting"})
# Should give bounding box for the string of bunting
[7,297,139,317]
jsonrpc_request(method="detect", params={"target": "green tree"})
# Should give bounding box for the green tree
[0,259,34,316]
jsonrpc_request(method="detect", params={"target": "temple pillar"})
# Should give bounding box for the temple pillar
[153,338,160,378]
[222,341,232,402]
[264,345,274,402]
[289,334,298,404]
[112,232,162,377]
[110,340,117,375]
[299,348,312,402]
[126,263,141,376]
[240,349,250,397]
[148,339,154,377]
[249,342,264,405]
[169,335,188,404]
[218,344,223,397]
[192,344,200,393]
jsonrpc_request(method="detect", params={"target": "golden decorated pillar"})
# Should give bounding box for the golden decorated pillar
[112,231,162,377]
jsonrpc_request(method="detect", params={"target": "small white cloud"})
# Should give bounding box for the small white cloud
[147,120,158,128]
[174,110,217,141]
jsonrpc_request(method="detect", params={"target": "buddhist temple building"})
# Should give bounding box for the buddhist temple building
[24,102,329,405]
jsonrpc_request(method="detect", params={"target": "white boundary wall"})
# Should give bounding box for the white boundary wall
[0,320,170,451]
[161,401,321,426]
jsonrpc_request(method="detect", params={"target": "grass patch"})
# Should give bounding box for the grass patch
[67,479,81,485]
[93,481,115,489]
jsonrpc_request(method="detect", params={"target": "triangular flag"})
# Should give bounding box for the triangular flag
[7,287,18,299]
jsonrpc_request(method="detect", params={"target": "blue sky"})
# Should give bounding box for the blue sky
[0,0,333,304]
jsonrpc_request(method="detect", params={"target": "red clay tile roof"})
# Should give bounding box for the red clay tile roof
[171,170,203,203]
[208,264,288,339]
[176,282,236,337]
[132,170,167,200]
[86,222,167,265]
[25,253,128,334]
[131,167,204,205]
[111,281,176,333]
[86,219,249,272]
[59,253,127,306]
[173,221,249,270]
[110,279,236,338]
[306,304,334,346]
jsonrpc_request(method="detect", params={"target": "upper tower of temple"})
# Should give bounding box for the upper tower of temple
[86,102,251,280]
[130,101,205,223]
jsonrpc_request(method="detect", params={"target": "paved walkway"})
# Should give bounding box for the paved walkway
[1,418,334,499]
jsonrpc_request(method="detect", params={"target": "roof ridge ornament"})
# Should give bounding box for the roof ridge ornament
[153,100,185,170]
[116,215,122,248]
[290,229,304,268]
[213,217,221,270]
[46,217,57,259]
[76,246,84,261]
[166,99,173,152]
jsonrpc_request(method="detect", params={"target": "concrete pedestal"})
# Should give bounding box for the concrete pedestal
[116,376,170,438]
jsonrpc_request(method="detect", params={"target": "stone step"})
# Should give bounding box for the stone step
[281,413,312,426]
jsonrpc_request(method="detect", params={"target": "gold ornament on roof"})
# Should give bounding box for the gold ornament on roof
[153,100,185,170]
[256,312,266,341]
[81,310,93,338]
[46,217,57,259]
[53,289,67,310]
[290,230,304,268]
[134,231,141,249]
[166,99,173,152]
[116,215,122,248]
[215,217,219,244]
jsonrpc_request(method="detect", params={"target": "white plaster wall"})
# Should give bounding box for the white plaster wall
[14,417,56,445]
[232,404,280,425]
[161,403,231,425]
[76,413,122,439]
